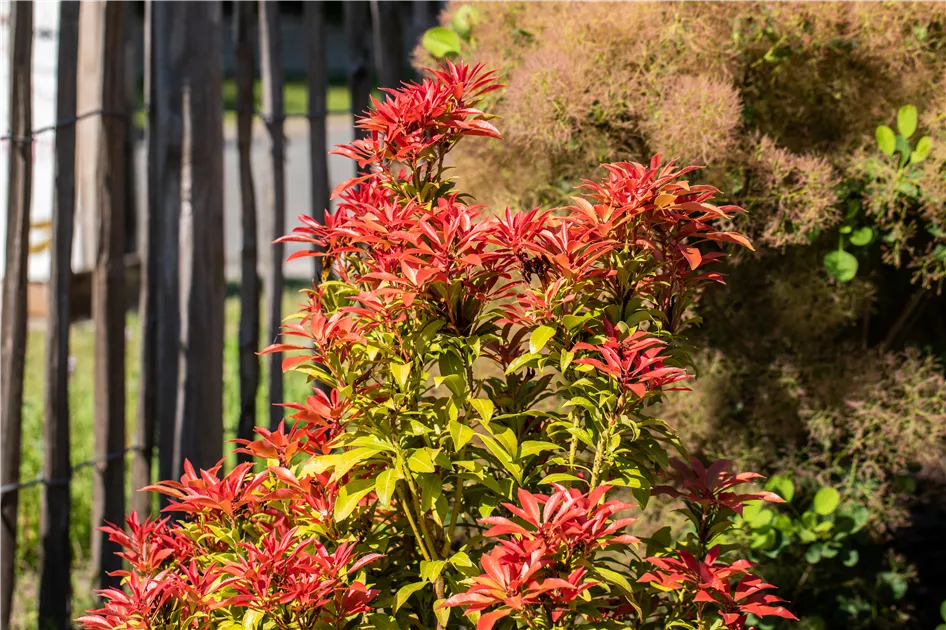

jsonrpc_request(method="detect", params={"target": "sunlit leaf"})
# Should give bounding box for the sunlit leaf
[897,104,917,139]
[823,250,858,282]
[422,27,461,59]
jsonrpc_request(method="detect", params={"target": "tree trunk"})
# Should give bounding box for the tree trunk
[173,0,225,472]
[344,1,373,143]
[371,1,404,91]
[259,0,286,430]
[235,1,260,462]
[38,2,79,626]
[0,2,33,624]
[90,0,127,593]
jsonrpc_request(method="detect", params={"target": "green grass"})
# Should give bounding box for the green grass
[11,291,314,628]
[135,81,373,128]
[220,78,356,121]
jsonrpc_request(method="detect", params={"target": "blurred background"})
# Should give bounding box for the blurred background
[1,2,945,629]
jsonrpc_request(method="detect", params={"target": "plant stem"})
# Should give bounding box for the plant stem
[396,483,432,562]
[568,414,579,472]
[405,472,440,560]
[590,427,609,488]
[443,450,465,556]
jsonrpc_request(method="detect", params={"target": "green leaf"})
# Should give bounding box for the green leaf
[562,313,591,331]
[876,125,896,156]
[895,134,912,164]
[329,447,383,479]
[334,477,376,522]
[519,440,560,458]
[450,4,480,39]
[438,351,464,378]
[434,601,451,628]
[419,474,443,512]
[748,509,774,529]
[505,352,540,374]
[764,475,795,503]
[407,449,437,474]
[805,543,823,564]
[485,423,517,456]
[441,373,467,399]
[469,398,494,425]
[242,609,263,630]
[842,548,859,567]
[420,560,447,582]
[879,572,908,600]
[478,433,522,484]
[813,487,841,515]
[390,362,411,390]
[449,551,474,568]
[394,582,427,612]
[849,226,874,247]
[529,325,556,354]
[595,567,635,595]
[368,614,399,630]
[375,468,400,506]
[823,250,858,282]
[896,180,920,197]
[940,599,946,622]
[897,105,918,139]
[911,135,933,163]
[422,27,462,59]
[448,417,475,451]
[560,349,575,372]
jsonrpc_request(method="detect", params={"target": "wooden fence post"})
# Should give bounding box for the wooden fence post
[0,2,33,625]
[235,1,260,461]
[144,1,182,507]
[38,2,79,626]
[411,0,441,46]
[173,0,225,471]
[371,1,404,91]
[344,1,372,143]
[89,0,127,593]
[133,0,157,519]
[259,0,286,430]
[305,1,329,285]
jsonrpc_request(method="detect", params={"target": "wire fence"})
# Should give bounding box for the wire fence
[0,429,248,497]
[0,100,346,499]
[0,104,348,143]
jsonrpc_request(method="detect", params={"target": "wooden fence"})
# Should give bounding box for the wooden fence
[0,2,430,627]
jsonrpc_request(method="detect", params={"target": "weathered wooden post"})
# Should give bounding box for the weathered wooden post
[1,1,33,624]
[173,0,225,471]
[305,1,329,284]
[371,1,404,91]
[235,1,260,460]
[259,0,286,430]
[344,1,372,143]
[143,1,183,508]
[39,2,79,625]
[88,0,128,593]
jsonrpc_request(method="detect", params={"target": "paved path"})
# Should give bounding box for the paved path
[135,114,356,282]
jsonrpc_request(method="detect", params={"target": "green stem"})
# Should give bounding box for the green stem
[443,450,465,556]
[590,428,609,488]
[405,472,441,560]
[568,414,579,473]
[396,483,433,562]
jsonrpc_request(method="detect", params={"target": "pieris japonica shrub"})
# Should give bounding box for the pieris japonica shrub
[80,62,796,630]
